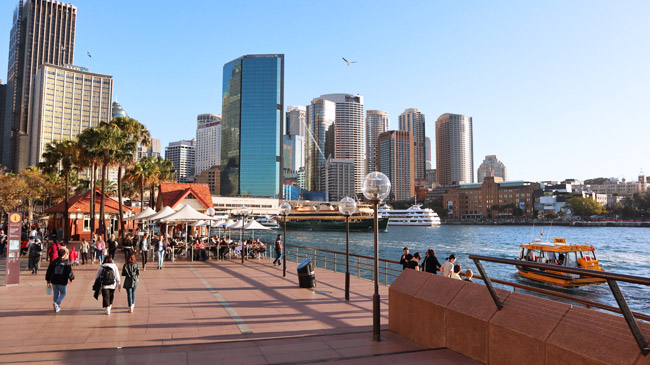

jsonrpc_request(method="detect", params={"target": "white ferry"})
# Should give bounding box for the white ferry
[378,204,441,226]
[255,215,279,228]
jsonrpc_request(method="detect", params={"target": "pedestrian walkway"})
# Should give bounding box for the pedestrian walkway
[0,254,477,364]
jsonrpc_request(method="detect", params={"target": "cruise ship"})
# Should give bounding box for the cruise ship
[378,204,441,226]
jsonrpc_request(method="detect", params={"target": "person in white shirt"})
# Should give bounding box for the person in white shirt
[450,264,462,280]
[441,254,457,278]
[95,257,121,315]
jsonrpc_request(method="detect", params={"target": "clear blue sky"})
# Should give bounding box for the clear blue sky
[0,0,648,182]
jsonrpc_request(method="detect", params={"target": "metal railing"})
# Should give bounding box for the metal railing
[470,254,650,356]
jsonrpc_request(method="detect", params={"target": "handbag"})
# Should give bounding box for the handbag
[46,285,52,295]
[123,276,133,289]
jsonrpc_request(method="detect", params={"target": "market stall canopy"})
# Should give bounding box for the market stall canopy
[147,206,177,221]
[130,207,157,220]
[161,204,212,222]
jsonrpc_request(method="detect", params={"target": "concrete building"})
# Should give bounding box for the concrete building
[194,165,220,195]
[321,157,355,202]
[136,137,161,161]
[587,172,648,196]
[286,105,306,137]
[425,136,432,170]
[366,110,389,173]
[283,134,305,182]
[3,0,77,172]
[378,130,415,201]
[29,64,112,166]
[435,113,474,186]
[220,54,284,198]
[165,139,195,183]
[399,108,426,181]
[195,113,221,175]
[320,94,365,194]
[477,155,507,182]
[305,97,336,192]
[425,169,436,188]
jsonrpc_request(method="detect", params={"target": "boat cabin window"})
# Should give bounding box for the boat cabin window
[544,251,557,264]
[525,249,537,261]
[580,251,596,261]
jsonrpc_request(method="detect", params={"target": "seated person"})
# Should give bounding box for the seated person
[556,253,565,266]
[194,241,207,261]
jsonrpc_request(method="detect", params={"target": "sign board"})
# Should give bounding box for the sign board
[6,212,22,285]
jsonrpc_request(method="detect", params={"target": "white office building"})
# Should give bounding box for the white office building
[165,139,195,183]
[195,113,221,175]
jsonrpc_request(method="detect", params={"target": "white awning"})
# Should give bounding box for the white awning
[130,207,157,220]
[147,206,177,221]
[160,204,213,222]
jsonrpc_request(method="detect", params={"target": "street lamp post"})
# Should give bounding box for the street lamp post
[238,206,250,264]
[361,171,391,342]
[206,207,215,260]
[278,202,292,277]
[338,197,357,301]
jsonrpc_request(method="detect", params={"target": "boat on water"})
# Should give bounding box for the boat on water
[378,204,441,226]
[255,215,279,228]
[516,237,606,287]
[284,203,389,232]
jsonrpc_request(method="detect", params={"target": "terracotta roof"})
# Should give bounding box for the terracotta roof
[45,189,136,215]
[157,183,214,210]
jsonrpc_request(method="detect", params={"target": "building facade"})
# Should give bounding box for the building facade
[194,165,220,195]
[112,101,127,118]
[136,137,161,161]
[195,113,221,175]
[366,110,388,173]
[165,139,195,183]
[587,173,648,196]
[286,105,306,137]
[282,134,305,181]
[399,108,426,181]
[425,136,432,170]
[378,130,415,201]
[220,54,284,198]
[477,155,507,182]
[305,97,336,192]
[3,0,77,171]
[29,64,112,166]
[435,113,474,186]
[321,157,355,202]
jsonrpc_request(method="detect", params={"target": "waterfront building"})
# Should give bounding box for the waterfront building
[587,172,648,196]
[477,155,507,182]
[443,177,540,219]
[366,110,389,173]
[29,64,112,166]
[112,101,128,118]
[435,113,473,186]
[286,105,306,137]
[283,134,305,182]
[165,139,195,183]
[425,136,432,170]
[399,108,426,181]
[321,157,355,202]
[305,97,336,192]
[320,94,365,193]
[211,195,279,215]
[157,182,213,213]
[195,113,221,175]
[378,130,415,201]
[220,54,284,198]
[3,0,77,172]
[136,137,161,161]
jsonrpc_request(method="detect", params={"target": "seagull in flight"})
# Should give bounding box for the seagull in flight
[342,57,357,66]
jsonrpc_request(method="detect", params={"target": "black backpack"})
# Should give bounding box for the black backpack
[100,266,116,286]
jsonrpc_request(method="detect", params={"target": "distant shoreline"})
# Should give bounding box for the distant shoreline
[442,220,650,227]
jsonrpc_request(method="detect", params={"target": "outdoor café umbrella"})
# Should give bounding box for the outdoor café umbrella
[160,205,213,261]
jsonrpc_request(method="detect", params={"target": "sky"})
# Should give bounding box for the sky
[0,0,648,182]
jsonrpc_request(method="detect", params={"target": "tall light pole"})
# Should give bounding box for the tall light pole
[238,205,250,264]
[338,197,357,301]
[362,171,391,342]
[278,202,292,277]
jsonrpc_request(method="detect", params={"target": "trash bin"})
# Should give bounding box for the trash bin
[297,258,316,288]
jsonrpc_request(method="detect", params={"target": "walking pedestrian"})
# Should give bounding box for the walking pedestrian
[422,249,442,274]
[28,237,43,274]
[122,252,140,312]
[140,233,149,270]
[95,236,106,264]
[156,235,166,269]
[80,238,89,265]
[108,234,117,260]
[45,248,74,313]
[95,257,121,315]
[122,235,133,260]
[441,254,456,278]
[48,239,62,262]
[272,234,282,266]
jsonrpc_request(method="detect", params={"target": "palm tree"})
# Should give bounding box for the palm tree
[126,157,151,211]
[39,140,79,243]
[77,127,102,237]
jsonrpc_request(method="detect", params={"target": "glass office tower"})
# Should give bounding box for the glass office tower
[221,54,284,198]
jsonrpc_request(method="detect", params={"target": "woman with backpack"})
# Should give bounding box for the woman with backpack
[95,256,121,315]
[45,248,74,313]
[122,252,140,313]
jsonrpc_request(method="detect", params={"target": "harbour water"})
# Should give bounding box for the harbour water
[251,224,650,314]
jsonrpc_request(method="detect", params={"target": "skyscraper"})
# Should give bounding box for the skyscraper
[366,110,389,173]
[136,137,161,161]
[477,155,507,182]
[220,54,284,198]
[195,113,221,175]
[378,130,414,201]
[165,139,195,183]
[321,157,355,202]
[3,0,77,171]
[425,136,432,170]
[320,94,364,193]
[399,108,426,181]
[112,101,128,118]
[283,134,305,180]
[435,113,473,186]
[286,105,306,137]
[29,64,112,166]
[305,98,336,192]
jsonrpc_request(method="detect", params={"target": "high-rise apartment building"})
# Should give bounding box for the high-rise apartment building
[220,54,284,198]
[3,0,77,171]
[399,108,426,181]
[283,134,305,180]
[195,113,221,175]
[305,98,336,192]
[366,110,389,173]
[425,136,432,170]
[136,137,161,161]
[29,64,112,166]
[435,113,473,186]
[165,139,195,183]
[477,155,507,182]
[321,157,355,202]
[378,130,415,201]
[320,94,364,193]
[286,105,306,137]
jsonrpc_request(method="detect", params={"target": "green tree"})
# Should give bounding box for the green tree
[18,167,47,225]
[78,127,102,236]
[0,173,28,222]
[565,197,605,219]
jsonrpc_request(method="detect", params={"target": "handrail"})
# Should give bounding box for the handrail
[469,254,649,356]
[285,243,401,264]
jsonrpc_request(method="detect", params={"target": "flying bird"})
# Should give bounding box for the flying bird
[342,57,357,66]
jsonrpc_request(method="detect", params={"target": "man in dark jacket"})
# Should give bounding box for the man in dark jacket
[45,248,75,313]
[422,248,442,274]
[399,247,410,270]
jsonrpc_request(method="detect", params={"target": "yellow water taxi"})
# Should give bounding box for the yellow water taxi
[516,237,606,287]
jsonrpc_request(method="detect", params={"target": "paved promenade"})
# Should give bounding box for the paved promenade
[0,253,476,364]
